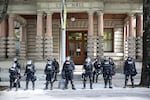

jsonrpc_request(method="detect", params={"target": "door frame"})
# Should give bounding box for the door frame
[66,31,87,64]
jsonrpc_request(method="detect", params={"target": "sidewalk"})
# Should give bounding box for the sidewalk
[0,79,150,100]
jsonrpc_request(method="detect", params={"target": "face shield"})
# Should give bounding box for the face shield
[104,56,109,61]
[66,56,70,61]
[27,60,32,65]
[12,63,16,68]
[85,57,91,63]
[14,58,17,62]
[127,57,132,61]
[48,61,52,65]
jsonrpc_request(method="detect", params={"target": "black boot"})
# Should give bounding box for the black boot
[123,79,128,88]
[93,73,95,83]
[72,84,76,90]
[131,81,134,88]
[90,80,93,89]
[96,75,98,83]
[25,81,29,90]
[104,80,107,88]
[44,81,49,90]
[18,81,21,88]
[109,80,112,88]
[71,80,76,90]
[83,80,86,89]
[10,81,13,90]
[50,82,53,90]
[63,80,68,89]
[32,82,35,90]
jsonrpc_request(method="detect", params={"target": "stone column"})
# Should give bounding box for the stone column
[136,13,143,61]
[7,14,16,58]
[0,18,7,60]
[97,11,104,59]
[124,23,128,59]
[19,25,27,60]
[128,14,136,59]
[44,12,53,59]
[36,12,44,60]
[87,11,96,60]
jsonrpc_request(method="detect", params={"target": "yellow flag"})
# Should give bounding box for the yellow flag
[61,0,67,29]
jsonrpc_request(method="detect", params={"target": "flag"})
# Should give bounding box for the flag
[61,0,67,29]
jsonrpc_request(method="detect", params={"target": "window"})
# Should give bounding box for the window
[103,28,113,52]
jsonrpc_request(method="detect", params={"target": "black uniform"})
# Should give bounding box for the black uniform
[44,62,55,90]
[9,66,19,90]
[146,63,150,88]
[52,59,60,81]
[62,60,76,90]
[14,61,21,88]
[24,63,36,90]
[101,60,113,88]
[109,57,116,76]
[93,60,102,83]
[82,62,93,89]
[123,57,137,88]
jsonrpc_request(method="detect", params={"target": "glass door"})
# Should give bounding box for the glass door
[66,31,87,64]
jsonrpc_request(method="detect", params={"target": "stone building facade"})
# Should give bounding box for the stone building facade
[0,0,143,65]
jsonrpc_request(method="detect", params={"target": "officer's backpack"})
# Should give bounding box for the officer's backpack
[84,63,92,71]
[27,65,34,72]
[64,61,72,71]
[47,64,53,71]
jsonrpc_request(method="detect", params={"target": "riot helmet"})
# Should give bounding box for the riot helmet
[104,56,109,61]
[47,57,51,61]
[85,57,91,63]
[27,60,32,65]
[12,63,16,68]
[66,56,71,61]
[48,60,52,65]
[14,57,18,63]
[127,56,132,61]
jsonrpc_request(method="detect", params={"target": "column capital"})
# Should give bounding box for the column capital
[136,13,143,16]
[127,13,135,16]
[37,11,44,15]
[46,11,54,15]
[87,10,95,15]
[9,13,15,18]
[96,10,104,15]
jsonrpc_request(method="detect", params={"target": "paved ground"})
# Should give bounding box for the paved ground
[0,80,150,100]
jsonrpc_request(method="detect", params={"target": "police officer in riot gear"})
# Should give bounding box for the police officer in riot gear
[13,58,21,88]
[24,60,36,90]
[109,57,116,76]
[62,56,76,90]
[82,57,93,89]
[9,63,20,91]
[44,60,55,90]
[93,58,102,83]
[52,58,60,81]
[123,56,137,88]
[101,56,113,88]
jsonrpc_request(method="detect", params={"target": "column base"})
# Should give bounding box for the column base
[44,36,53,60]
[87,36,97,60]
[0,37,7,60]
[7,37,16,59]
[97,36,104,60]
[19,41,27,60]
[128,37,136,59]
[35,36,44,60]
[136,36,143,61]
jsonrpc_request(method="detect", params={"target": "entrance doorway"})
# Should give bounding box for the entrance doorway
[66,31,87,64]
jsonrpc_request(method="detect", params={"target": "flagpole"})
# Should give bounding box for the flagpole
[61,0,66,66]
